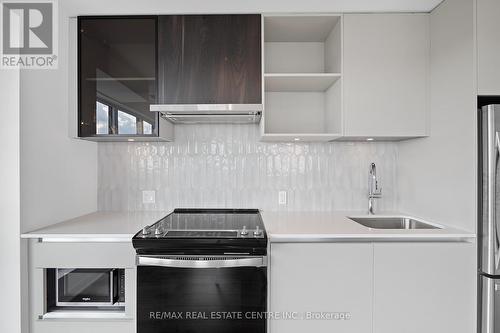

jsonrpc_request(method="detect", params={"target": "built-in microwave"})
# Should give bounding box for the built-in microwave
[47,268,125,308]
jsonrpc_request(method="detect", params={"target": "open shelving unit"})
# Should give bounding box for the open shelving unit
[261,15,343,142]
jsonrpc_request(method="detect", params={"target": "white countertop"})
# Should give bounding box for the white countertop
[21,210,475,242]
[261,211,475,242]
[21,211,168,240]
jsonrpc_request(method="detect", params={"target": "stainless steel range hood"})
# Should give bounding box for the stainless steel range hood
[150,104,262,124]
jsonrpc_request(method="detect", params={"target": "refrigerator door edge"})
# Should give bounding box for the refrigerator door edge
[480,105,500,275]
[480,275,498,333]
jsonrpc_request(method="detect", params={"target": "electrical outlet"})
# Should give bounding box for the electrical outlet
[278,191,287,205]
[142,190,156,204]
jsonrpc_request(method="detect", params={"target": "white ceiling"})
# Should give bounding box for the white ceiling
[61,0,444,17]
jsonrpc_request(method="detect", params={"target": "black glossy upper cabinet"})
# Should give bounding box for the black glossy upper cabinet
[156,14,262,104]
[77,15,261,141]
[78,16,173,141]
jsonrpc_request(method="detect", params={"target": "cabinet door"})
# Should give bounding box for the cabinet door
[157,15,262,104]
[343,14,429,138]
[79,17,158,138]
[478,0,500,94]
[270,243,373,333]
[373,242,476,333]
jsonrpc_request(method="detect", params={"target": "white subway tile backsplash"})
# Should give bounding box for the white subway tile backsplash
[98,124,398,212]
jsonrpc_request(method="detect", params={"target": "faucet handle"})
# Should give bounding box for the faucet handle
[373,184,382,197]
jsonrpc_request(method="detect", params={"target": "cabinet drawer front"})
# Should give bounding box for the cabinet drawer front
[31,241,135,268]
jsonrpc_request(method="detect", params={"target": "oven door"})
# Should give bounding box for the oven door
[137,256,267,333]
[56,268,115,306]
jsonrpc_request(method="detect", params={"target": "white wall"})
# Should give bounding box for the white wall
[397,0,476,231]
[20,3,98,233]
[0,67,21,332]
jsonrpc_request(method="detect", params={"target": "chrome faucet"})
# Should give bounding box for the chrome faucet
[368,163,382,215]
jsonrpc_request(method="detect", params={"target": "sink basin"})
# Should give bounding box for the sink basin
[348,217,440,230]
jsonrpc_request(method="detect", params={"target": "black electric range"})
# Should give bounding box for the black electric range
[133,209,268,333]
[132,208,267,255]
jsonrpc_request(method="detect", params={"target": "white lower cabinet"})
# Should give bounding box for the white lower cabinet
[372,242,476,333]
[270,242,476,333]
[269,243,374,333]
[29,240,136,333]
[28,240,475,333]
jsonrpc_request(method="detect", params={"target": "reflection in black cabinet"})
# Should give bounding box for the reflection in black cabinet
[78,17,159,138]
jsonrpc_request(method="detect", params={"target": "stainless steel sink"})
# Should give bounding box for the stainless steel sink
[348,217,440,229]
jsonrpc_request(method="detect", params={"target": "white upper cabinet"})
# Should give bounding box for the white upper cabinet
[343,14,429,139]
[477,0,500,95]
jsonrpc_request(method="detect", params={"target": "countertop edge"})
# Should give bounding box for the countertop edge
[20,233,134,241]
[267,233,476,243]
[21,233,476,243]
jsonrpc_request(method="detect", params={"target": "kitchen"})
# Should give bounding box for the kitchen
[0,0,493,332]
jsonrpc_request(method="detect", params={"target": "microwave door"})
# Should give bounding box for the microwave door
[481,104,500,276]
[56,268,114,306]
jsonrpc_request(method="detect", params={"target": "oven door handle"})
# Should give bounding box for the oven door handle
[137,256,267,268]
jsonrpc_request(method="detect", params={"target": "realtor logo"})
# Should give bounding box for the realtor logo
[1,0,58,68]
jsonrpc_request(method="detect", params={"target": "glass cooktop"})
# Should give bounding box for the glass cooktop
[139,209,265,239]
[132,209,267,255]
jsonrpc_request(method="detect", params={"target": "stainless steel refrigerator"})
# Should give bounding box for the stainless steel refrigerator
[479,104,500,333]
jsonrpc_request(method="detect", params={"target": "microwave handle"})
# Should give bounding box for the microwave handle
[137,256,267,268]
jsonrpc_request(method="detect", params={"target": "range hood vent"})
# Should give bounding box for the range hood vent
[150,104,262,124]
